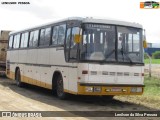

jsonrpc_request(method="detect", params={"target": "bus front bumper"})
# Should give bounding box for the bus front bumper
[77,83,144,95]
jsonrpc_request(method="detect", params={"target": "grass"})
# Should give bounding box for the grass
[144,76,160,96]
[144,58,160,64]
[115,76,160,110]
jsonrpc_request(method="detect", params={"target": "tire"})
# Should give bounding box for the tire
[15,69,23,87]
[56,75,67,99]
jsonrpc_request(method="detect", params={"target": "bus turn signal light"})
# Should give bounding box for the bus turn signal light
[82,70,88,74]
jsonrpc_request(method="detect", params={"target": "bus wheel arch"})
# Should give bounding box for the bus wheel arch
[15,67,20,80]
[52,71,67,99]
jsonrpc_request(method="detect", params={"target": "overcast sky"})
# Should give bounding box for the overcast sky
[0,0,160,43]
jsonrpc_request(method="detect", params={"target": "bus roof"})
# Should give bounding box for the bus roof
[82,17,143,28]
[10,17,143,35]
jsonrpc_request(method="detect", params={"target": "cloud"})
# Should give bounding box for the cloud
[0,0,160,43]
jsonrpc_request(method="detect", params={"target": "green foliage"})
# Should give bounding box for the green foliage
[152,51,160,59]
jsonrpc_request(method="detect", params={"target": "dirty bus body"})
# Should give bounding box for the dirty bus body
[6,17,144,99]
[0,30,10,75]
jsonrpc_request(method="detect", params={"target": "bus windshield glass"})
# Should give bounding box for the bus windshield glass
[80,24,143,64]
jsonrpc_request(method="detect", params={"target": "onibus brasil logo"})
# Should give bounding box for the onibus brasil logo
[140,1,160,8]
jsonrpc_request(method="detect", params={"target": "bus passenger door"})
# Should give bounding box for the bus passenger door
[65,27,80,93]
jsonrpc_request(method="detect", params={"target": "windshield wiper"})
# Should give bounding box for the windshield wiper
[104,49,115,60]
[120,48,133,64]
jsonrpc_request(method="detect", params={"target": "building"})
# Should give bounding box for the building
[0,30,10,62]
[145,42,160,56]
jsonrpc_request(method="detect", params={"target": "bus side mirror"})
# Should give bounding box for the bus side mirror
[74,34,82,44]
[143,29,147,48]
[143,40,147,48]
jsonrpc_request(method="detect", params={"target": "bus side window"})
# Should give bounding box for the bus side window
[65,27,80,61]
[9,36,13,49]
[39,29,45,46]
[44,27,51,46]
[29,30,39,47]
[70,27,80,59]
[65,28,71,61]
[58,24,66,45]
[39,27,51,46]
[13,34,20,49]
[52,26,59,45]
[29,31,34,47]
[21,32,29,48]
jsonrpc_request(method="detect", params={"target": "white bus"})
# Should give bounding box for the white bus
[6,17,144,99]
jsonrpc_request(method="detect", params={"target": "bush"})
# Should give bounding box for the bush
[144,53,148,59]
[152,51,160,59]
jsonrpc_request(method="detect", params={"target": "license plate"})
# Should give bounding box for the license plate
[111,88,122,92]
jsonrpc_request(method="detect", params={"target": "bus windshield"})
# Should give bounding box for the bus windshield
[80,24,143,64]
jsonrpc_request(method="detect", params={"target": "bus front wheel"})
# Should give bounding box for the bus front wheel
[101,95,114,101]
[15,69,23,87]
[56,75,67,99]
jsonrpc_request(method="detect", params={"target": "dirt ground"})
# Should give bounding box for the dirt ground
[0,77,159,120]
[145,64,160,77]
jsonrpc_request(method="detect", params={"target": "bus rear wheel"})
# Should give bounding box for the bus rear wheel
[56,75,67,99]
[15,69,23,87]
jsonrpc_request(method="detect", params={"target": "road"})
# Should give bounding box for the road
[0,77,159,120]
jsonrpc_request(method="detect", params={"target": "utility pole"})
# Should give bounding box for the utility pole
[147,53,152,77]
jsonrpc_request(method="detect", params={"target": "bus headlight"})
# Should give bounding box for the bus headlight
[94,87,101,92]
[85,87,93,92]
[85,87,101,92]
[137,87,143,92]
[131,87,142,93]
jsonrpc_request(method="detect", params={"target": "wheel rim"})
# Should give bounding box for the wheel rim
[57,78,64,96]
